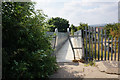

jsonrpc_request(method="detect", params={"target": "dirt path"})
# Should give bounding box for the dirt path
[50,62,119,78]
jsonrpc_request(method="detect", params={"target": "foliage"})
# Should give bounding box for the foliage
[2,2,58,79]
[84,60,95,67]
[70,24,78,35]
[109,23,120,38]
[104,23,120,38]
[47,24,56,32]
[70,24,75,35]
[77,22,88,30]
[70,22,88,36]
[104,24,114,37]
[47,17,69,32]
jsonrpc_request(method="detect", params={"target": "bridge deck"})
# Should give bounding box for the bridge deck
[56,37,82,62]
[56,39,74,62]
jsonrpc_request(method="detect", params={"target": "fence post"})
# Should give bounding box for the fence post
[91,27,93,60]
[83,27,120,61]
[111,37,113,60]
[98,28,100,60]
[108,38,110,60]
[118,38,120,61]
[53,28,58,49]
[67,28,70,35]
[89,27,91,60]
[101,29,103,60]
[85,26,88,61]
[114,37,116,61]
[104,30,107,60]
[95,27,96,60]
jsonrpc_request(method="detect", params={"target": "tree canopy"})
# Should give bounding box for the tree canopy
[47,17,70,32]
[104,23,120,38]
[77,22,88,30]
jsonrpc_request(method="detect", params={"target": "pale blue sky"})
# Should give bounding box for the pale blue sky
[31,0,119,26]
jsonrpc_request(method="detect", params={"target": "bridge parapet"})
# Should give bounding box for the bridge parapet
[47,28,69,55]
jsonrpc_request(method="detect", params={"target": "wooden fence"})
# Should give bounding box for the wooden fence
[82,27,120,61]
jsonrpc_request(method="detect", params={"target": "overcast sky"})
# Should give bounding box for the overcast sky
[31,0,119,26]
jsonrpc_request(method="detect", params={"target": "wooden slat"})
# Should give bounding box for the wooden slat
[91,27,93,60]
[95,27,96,60]
[98,28,100,60]
[104,30,107,60]
[114,37,116,61]
[85,26,88,61]
[111,37,113,60]
[108,38,110,60]
[118,38,120,61]
[89,27,91,60]
[101,29,103,60]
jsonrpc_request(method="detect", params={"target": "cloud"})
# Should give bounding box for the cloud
[58,1,118,25]
[32,0,118,25]
[119,1,120,22]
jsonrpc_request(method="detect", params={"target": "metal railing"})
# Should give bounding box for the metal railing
[82,27,120,61]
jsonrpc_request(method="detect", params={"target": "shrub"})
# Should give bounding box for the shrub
[2,2,58,79]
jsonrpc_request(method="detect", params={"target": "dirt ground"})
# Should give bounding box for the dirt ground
[50,62,119,79]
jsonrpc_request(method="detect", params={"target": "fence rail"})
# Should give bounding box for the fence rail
[82,27,120,61]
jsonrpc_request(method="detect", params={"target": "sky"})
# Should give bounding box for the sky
[31,0,119,26]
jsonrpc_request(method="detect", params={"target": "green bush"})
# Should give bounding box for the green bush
[2,2,58,79]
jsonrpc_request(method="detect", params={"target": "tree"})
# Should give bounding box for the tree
[109,23,120,38]
[47,24,56,32]
[77,22,88,30]
[70,24,75,35]
[104,23,120,38]
[2,2,58,79]
[70,24,77,35]
[47,17,69,32]
[104,24,114,37]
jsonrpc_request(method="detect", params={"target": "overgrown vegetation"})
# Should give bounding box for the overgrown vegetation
[2,2,58,79]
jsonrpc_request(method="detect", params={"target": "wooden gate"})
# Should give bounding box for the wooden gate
[82,27,120,61]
